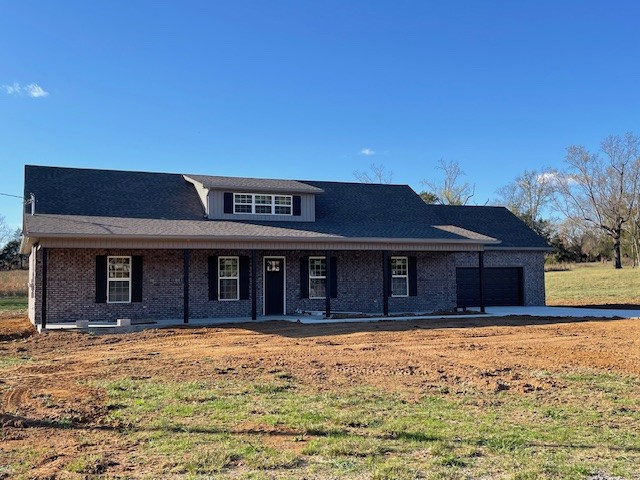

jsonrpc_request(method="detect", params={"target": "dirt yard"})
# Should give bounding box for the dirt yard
[2,314,640,478]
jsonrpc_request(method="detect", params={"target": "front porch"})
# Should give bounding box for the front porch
[37,309,488,334]
[29,244,491,330]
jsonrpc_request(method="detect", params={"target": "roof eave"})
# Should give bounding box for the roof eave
[205,185,323,194]
[25,232,501,246]
[485,245,553,252]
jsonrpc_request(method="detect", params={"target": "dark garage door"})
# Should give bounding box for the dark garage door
[456,267,524,307]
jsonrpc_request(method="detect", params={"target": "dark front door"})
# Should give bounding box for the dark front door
[264,258,285,315]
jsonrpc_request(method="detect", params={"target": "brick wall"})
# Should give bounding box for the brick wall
[28,247,545,324]
[453,250,546,305]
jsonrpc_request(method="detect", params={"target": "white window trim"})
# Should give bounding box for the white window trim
[218,256,240,301]
[308,256,326,300]
[233,193,293,216]
[391,256,409,298]
[107,255,132,304]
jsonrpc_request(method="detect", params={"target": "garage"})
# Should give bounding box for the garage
[456,267,524,308]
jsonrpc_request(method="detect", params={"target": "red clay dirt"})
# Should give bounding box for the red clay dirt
[1,313,640,478]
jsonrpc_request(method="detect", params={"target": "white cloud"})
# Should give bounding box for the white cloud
[1,82,21,95]
[538,171,577,186]
[25,83,49,97]
[1,82,49,98]
[359,148,375,156]
[536,172,558,183]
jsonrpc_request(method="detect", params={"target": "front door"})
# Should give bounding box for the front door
[264,258,285,315]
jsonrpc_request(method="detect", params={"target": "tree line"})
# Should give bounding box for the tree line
[355,132,640,269]
[0,216,25,270]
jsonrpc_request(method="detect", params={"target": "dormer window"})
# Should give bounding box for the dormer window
[233,193,292,215]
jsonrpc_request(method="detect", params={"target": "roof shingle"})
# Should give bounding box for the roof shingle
[23,165,548,249]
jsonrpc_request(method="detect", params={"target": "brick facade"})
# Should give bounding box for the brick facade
[28,247,545,324]
[453,250,546,306]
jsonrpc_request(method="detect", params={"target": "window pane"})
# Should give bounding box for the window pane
[219,258,238,277]
[391,257,407,276]
[391,277,408,297]
[309,258,326,277]
[234,204,252,213]
[255,205,272,214]
[235,194,252,204]
[108,280,130,302]
[108,257,130,279]
[275,196,291,206]
[255,195,272,205]
[219,278,238,300]
[310,278,326,298]
[275,205,291,214]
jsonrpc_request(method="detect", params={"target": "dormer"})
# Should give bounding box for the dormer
[184,174,323,222]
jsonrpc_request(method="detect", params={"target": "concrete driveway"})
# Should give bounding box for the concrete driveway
[486,306,640,319]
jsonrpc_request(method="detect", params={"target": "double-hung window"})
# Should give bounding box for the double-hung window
[219,256,239,300]
[309,257,326,299]
[391,257,409,297]
[233,193,292,215]
[107,256,131,303]
[234,194,253,213]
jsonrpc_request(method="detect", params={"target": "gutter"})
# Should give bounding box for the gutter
[23,231,500,245]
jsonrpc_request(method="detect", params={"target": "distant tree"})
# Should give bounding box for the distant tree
[353,163,393,184]
[419,191,439,204]
[554,133,640,269]
[0,229,23,270]
[0,214,9,246]
[496,169,554,230]
[421,159,475,205]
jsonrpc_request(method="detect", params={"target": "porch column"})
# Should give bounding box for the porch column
[325,250,332,319]
[251,250,257,320]
[478,250,485,313]
[183,249,190,323]
[41,247,48,329]
[382,250,389,316]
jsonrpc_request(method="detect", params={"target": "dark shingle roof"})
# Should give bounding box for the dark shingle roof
[23,165,548,249]
[422,204,550,249]
[185,174,323,194]
[24,165,205,220]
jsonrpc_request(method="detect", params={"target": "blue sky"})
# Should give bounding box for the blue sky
[2,1,639,230]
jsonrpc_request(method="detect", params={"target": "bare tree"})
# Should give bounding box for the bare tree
[353,163,393,184]
[0,214,10,247]
[422,159,475,205]
[555,132,640,269]
[496,168,555,227]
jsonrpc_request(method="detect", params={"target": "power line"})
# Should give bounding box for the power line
[0,192,25,200]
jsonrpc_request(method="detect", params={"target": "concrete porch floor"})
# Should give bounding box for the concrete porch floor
[37,306,640,334]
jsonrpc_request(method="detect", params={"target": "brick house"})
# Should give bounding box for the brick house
[21,165,549,328]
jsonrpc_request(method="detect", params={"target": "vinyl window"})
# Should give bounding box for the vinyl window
[391,256,409,297]
[219,256,239,301]
[107,256,131,303]
[309,256,326,299]
[233,193,292,215]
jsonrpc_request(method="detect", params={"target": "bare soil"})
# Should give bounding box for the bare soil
[1,314,640,478]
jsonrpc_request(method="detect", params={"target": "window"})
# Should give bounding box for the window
[107,256,131,303]
[275,195,292,214]
[234,194,252,213]
[219,257,239,300]
[233,193,292,215]
[309,257,326,299]
[391,257,408,297]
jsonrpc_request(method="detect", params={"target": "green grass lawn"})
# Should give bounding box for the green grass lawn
[0,296,28,312]
[546,262,640,306]
[89,372,640,479]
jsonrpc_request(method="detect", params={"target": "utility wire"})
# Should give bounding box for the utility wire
[0,192,26,200]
